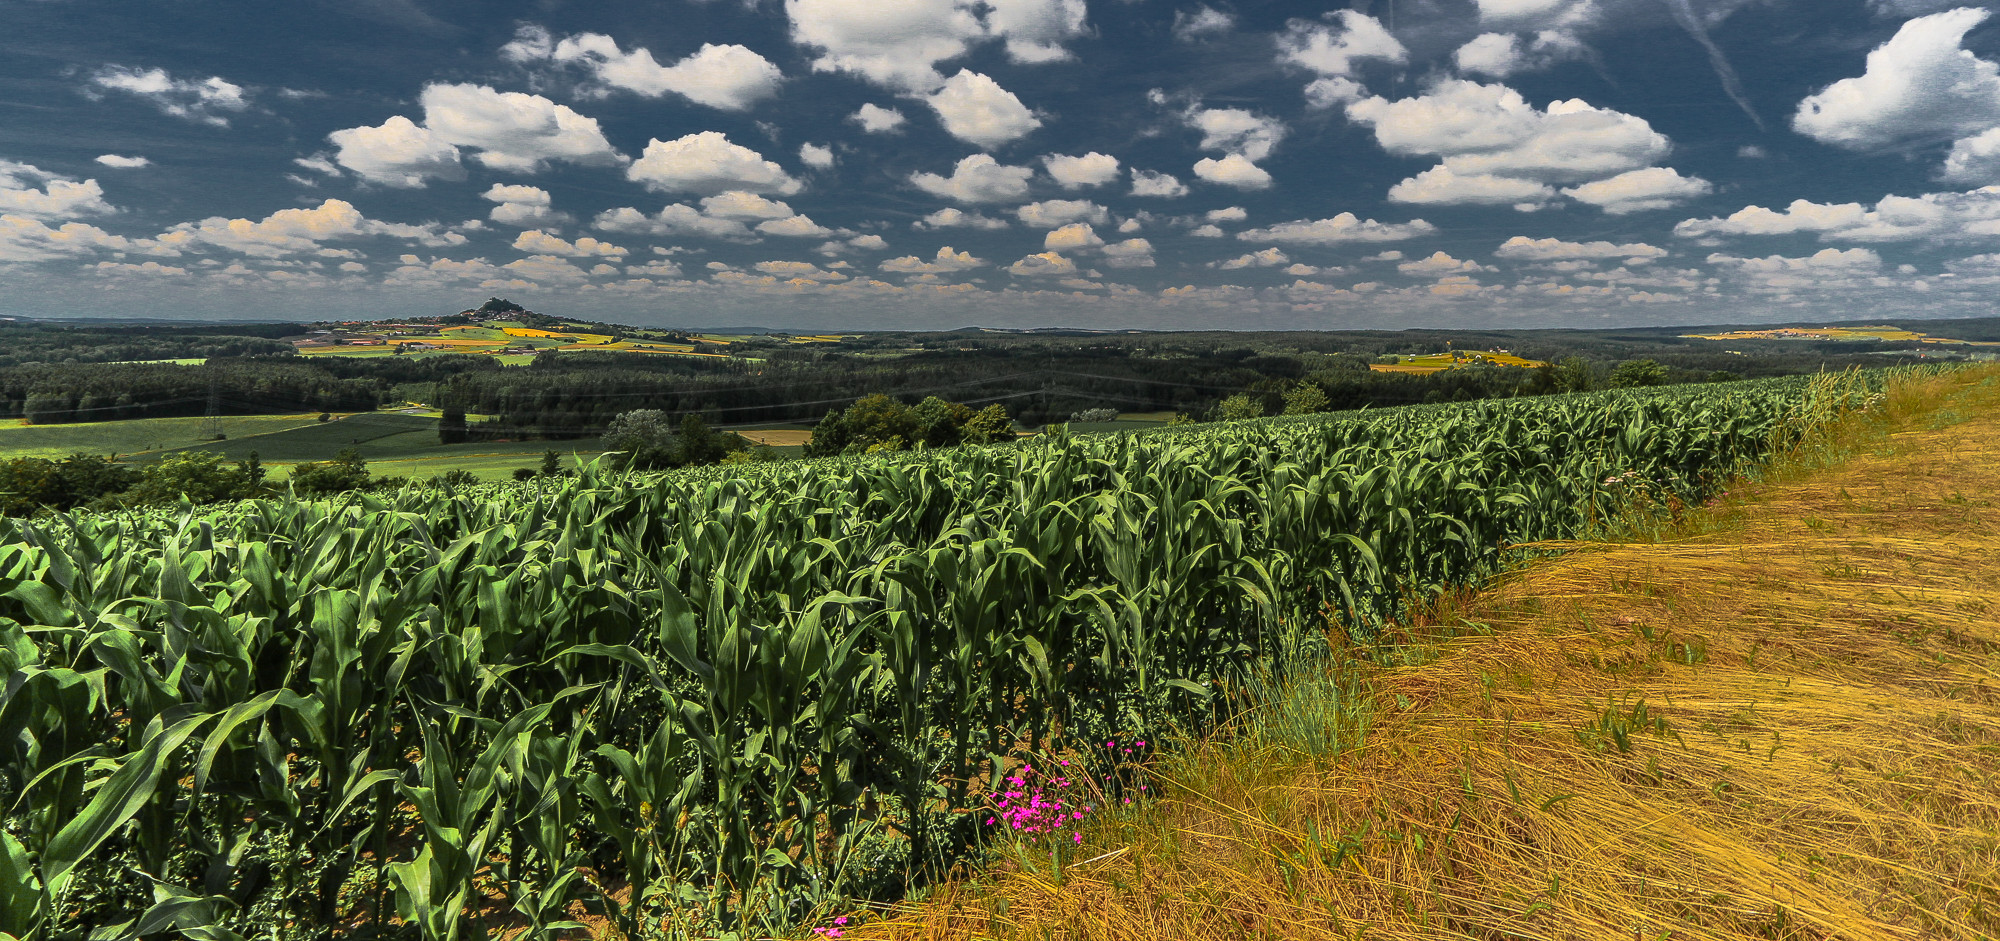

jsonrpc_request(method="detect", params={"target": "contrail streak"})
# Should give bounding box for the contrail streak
[1660,0,1768,132]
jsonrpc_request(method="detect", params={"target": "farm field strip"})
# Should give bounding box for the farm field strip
[291,320,750,364]
[0,370,1910,939]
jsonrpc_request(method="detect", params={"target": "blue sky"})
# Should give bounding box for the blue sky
[4,0,2000,330]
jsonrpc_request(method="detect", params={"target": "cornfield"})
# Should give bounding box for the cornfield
[0,373,1888,939]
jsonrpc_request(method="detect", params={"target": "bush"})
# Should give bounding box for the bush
[123,451,266,505]
[1069,407,1118,423]
[0,453,138,516]
[1611,359,1671,389]
[961,404,1014,444]
[602,409,677,470]
[806,395,1011,457]
[290,447,370,496]
[1212,394,1265,422]
[1281,382,1330,416]
[602,411,745,470]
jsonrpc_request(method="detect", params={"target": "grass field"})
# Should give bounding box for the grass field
[147,413,597,474]
[357,449,596,482]
[854,366,2000,941]
[1062,415,1174,434]
[0,411,599,479]
[0,413,333,459]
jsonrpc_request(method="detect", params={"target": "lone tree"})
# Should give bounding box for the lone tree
[601,410,746,470]
[805,395,1013,457]
[1611,359,1671,389]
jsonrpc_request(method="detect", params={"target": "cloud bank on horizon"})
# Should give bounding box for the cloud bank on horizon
[4,0,2000,330]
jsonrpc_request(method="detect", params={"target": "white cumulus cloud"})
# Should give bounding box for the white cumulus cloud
[327,115,464,187]
[1399,251,1489,276]
[881,246,986,272]
[0,216,141,263]
[627,132,802,196]
[594,204,757,240]
[1044,152,1120,189]
[1350,81,1668,183]
[1560,166,1712,214]
[1044,222,1105,252]
[89,66,250,126]
[1453,30,1587,79]
[420,83,623,173]
[1102,238,1156,267]
[1218,247,1289,270]
[915,207,1011,229]
[505,28,785,111]
[1675,185,2000,242]
[1495,235,1668,261]
[800,143,836,168]
[787,0,1088,93]
[1277,12,1406,106]
[1186,107,1288,162]
[1174,6,1235,40]
[513,229,627,257]
[758,215,834,238]
[1236,213,1437,245]
[985,0,1090,64]
[1388,166,1555,207]
[483,184,572,228]
[94,154,149,169]
[329,84,621,184]
[1016,199,1108,227]
[911,154,1035,203]
[1130,169,1188,197]
[852,103,908,133]
[158,199,461,258]
[0,161,115,218]
[1793,8,2000,160]
[925,70,1042,148]
[1005,251,1078,276]
[701,191,797,220]
[1193,155,1273,189]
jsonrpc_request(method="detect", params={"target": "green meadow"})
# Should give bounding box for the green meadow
[0,412,604,481]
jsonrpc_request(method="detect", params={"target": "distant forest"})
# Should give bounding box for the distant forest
[2,316,1989,434]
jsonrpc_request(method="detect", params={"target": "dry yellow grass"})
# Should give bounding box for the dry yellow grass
[734,429,815,447]
[849,367,2000,941]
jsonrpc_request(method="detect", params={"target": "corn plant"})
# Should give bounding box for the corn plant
[0,369,1924,939]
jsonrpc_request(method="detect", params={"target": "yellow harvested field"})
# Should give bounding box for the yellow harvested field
[502,326,592,339]
[1684,325,2000,346]
[1370,351,1546,374]
[733,429,813,447]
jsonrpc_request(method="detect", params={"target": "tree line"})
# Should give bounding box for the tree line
[0,327,1945,434]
